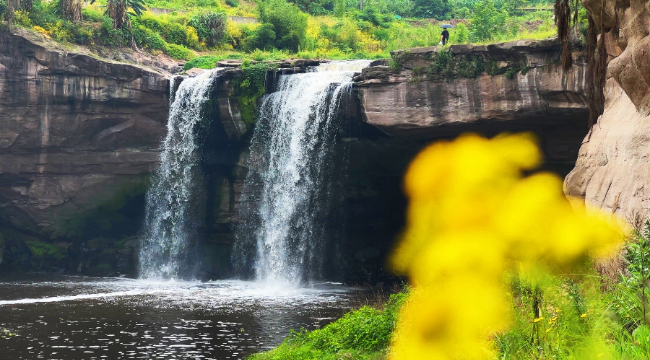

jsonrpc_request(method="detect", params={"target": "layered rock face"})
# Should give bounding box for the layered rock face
[356,39,590,170]
[564,0,650,222]
[0,29,170,239]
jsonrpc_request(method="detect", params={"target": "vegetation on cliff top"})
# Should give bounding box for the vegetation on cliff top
[0,0,558,63]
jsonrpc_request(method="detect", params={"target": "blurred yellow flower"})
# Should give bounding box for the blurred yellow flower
[390,133,626,360]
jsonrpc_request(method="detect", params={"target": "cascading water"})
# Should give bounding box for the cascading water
[234,61,371,286]
[139,69,220,279]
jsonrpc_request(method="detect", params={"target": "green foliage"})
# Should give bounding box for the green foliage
[254,0,308,52]
[613,222,650,331]
[225,0,239,7]
[355,6,393,28]
[232,61,277,124]
[0,0,7,20]
[413,0,451,19]
[250,293,408,359]
[189,11,227,47]
[26,240,69,261]
[289,0,333,15]
[166,43,194,59]
[469,0,508,42]
[184,55,221,69]
[450,22,469,44]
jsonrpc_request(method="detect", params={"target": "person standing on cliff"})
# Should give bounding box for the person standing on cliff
[441,28,450,45]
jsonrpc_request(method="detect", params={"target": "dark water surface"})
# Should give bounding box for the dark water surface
[0,274,365,360]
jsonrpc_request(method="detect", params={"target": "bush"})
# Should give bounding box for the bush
[450,22,469,44]
[98,19,127,46]
[225,0,239,7]
[413,0,451,19]
[0,0,6,20]
[184,55,222,70]
[257,0,308,52]
[165,43,195,60]
[189,11,227,47]
[81,6,104,22]
[245,23,276,51]
[470,0,508,42]
[134,24,168,50]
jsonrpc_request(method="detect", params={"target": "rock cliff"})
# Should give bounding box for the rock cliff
[0,28,595,280]
[564,0,650,223]
[355,39,590,171]
[0,28,169,241]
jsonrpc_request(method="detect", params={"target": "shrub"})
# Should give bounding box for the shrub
[470,0,508,42]
[186,26,201,48]
[165,43,194,60]
[245,23,276,51]
[81,5,104,22]
[183,55,222,70]
[257,0,308,52]
[97,19,127,46]
[189,11,227,47]
[134,25,168,50]
[225,0,239,7]
[0,0,6,20]
[14,10,32,26]
[451,22,469,44]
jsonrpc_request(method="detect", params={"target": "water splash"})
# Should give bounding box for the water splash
[139,70,220,279]
[234,61,371,286]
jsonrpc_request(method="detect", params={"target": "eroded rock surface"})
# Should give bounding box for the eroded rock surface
[356,39,590,168]
[564,0,650,222]
[0,29,169,238]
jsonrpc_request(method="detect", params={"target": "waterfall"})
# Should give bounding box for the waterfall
[139,69,220,279]
[234,61,371,286]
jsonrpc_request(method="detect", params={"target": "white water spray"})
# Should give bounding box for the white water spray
[234,61,371,286]
[139,69,221,279]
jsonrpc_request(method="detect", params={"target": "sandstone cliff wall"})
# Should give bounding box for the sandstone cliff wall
[356,39,590,169]
[564,0,650,223]
[0,29,169,239]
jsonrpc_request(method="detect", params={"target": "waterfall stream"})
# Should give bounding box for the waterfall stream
[139,69,220,279]
[234,61,371,286]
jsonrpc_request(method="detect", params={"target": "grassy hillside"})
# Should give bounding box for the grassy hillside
[0,0,560,65]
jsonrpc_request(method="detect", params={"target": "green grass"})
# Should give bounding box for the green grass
[249,222,650,360]
[249,292,407,360]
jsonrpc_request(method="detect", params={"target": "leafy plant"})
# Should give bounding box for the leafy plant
[189,11,227,47]
[250,292,407,359]
[232,62,277,124]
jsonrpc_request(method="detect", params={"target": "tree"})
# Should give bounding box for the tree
[412,0,451,19]
[253,0,308,52]
[189,12,227,47]
[469,0,507,42]
[60,0,82,23]
[91,0,146,29]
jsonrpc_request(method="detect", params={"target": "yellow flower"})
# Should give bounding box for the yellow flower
[580,313,587,318]
[390,133,626,360]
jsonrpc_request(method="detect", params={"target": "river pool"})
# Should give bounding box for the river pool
[0,274,365,360]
